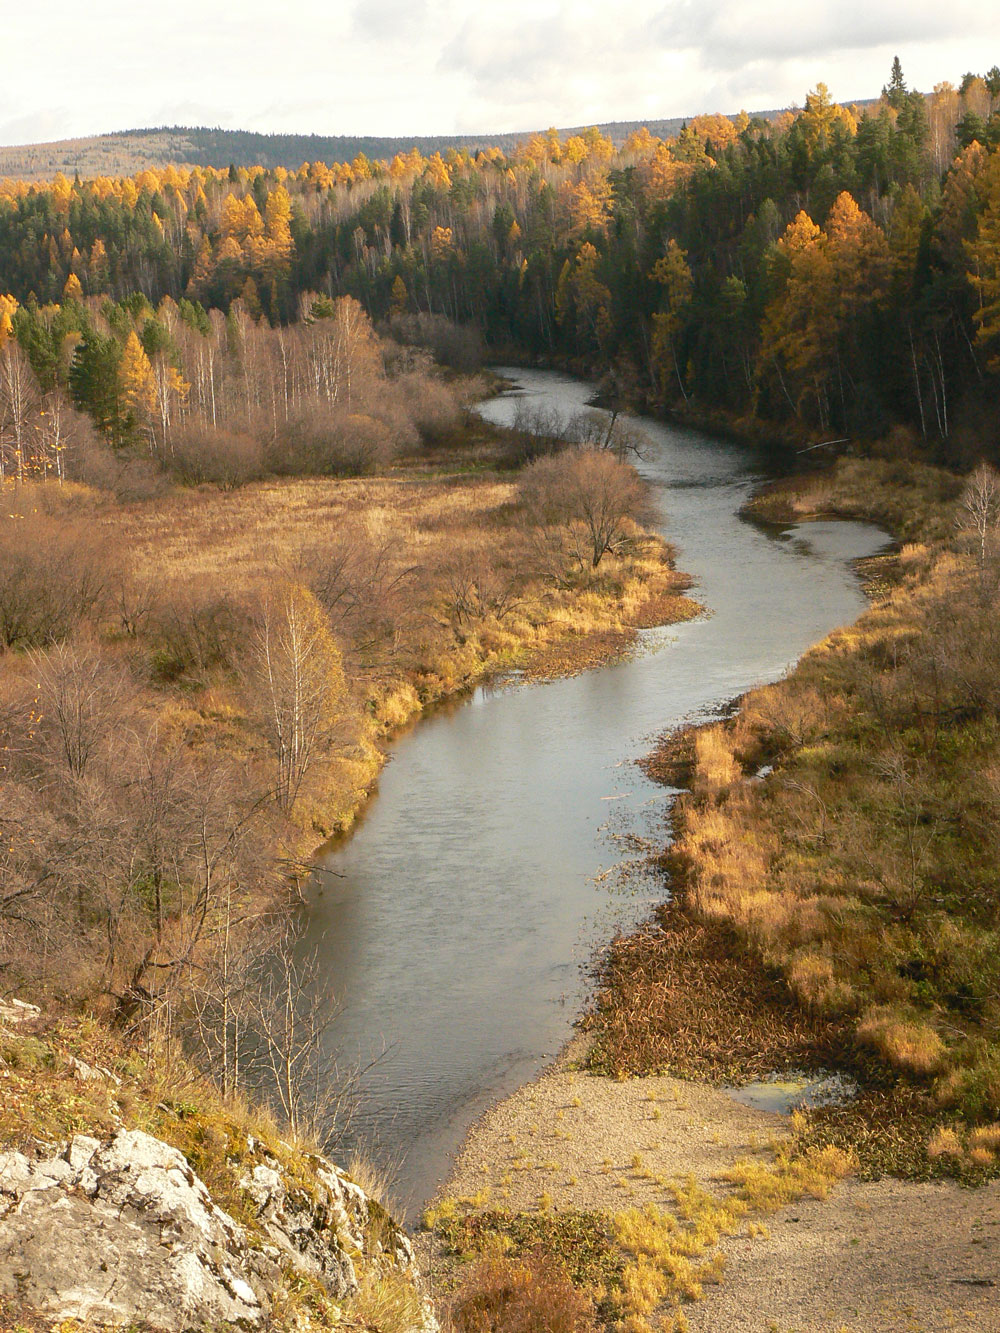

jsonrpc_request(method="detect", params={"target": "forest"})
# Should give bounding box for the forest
[2,60,1000,467]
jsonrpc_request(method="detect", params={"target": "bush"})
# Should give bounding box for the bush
[0,513,112,649]
[520,448,652,567]
[389,313,482,372]
[397,372,461,443]
[170,421,265,489]
[446,1252,599,1333]
[147,585,254,681]
[272,406,397,476]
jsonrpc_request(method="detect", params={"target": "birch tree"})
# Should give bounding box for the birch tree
[251,583,346,813]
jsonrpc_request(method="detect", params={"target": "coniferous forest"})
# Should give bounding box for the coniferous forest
[3,61,1000,469]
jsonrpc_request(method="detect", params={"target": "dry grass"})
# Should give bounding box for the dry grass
[584,901,852,1083]
[432,1127,855,1333]
[742,456,962,543]
[625,458,1000,1146]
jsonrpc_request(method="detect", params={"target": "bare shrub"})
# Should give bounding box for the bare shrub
[397,371,461,443]
[507,402,571,464]
[565,408,650,460]
[111,561,156,638]
[0,777,66,991]
[170,420,265,489]
[274,405,396,476]
[75,445,169,502]
[147,584,254,680]
[0,513,112,648]
[440,544,521,625]
[301,520,417,653]
[520,448,652,567]
[389,313,482,372]
[446,1252,599,1333]
[31,639,135,778]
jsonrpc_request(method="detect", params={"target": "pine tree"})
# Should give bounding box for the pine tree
[884,56,908,110]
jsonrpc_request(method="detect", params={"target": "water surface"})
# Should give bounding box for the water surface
[303,368,888,1217]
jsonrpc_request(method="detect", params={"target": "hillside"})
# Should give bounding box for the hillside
[0,111,806,181]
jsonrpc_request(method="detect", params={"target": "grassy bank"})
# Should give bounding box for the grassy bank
[0,384,695,1135]
[0,1010,428,1333]
[100,425,696,849]
[593,455,1000,1182]
[415,451,1000,1333]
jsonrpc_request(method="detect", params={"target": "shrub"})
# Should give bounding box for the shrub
[170,421,265,489]
[521,449,652,568]
[389,312,482,372]
[446,1251,599,1333]
[147,584,254,680]
[273,406,396,476]
[397,372,461,443]
[0,512,112,648]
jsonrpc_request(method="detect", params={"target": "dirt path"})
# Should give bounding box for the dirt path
[429,1037,1000,1332]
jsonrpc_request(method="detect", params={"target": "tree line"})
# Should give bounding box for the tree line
[4,60,1000,461]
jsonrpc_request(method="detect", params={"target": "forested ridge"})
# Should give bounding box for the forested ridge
[2,60,1000,464]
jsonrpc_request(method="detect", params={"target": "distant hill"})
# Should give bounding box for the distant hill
[0,112,811,182]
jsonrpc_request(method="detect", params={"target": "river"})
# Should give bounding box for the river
[301,367,888,1219]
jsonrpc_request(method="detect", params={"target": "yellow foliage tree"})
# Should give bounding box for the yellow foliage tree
[759,211,836,422]
[119,331,156,433]
[967,151,1000,366]
[0,294,19,347]
[650,240,694,401]
[390,274,408,316]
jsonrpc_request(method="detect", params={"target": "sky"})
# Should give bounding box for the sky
[2,0,998,146]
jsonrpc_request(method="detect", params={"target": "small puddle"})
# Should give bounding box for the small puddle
[724,1071,857,1114]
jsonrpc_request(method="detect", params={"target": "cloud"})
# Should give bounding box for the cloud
[651,0,977,64]
[1,1,1000,145]
[352,0,430,44]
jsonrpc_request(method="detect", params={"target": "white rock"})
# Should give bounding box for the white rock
[0,998,40,1028]
[65,1134,100,1172]
[0,1127,430,1332]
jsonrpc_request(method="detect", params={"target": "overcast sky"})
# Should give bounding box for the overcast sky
[2,0,998,146]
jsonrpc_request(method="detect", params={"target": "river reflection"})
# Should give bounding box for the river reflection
[301,368,888,1219]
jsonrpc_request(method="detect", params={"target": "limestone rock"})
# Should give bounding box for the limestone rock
[0,1129,262,1330]
[0,998,40,1029]
[0,1127,432,1332]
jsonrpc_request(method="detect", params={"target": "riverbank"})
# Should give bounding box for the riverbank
[0,395,696,1012]
[109,449,698,855]
[420,452,1000,1332]
[421,1033,1000,1333]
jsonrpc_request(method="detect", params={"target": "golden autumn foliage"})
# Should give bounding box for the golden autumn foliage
[119,329,156,423]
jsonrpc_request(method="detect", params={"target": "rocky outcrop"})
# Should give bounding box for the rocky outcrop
[0,1127,431,1332]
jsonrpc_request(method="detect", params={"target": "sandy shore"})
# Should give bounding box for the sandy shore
[426,1036,1000,1332]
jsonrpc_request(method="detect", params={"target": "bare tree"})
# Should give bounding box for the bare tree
[566,408,650,460]
[246,934,375,1147]
[249,583,346,812]
[31,640,133,778]
[520,448,652,568]
[0,341,39,485]
[958,462,1000,576]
